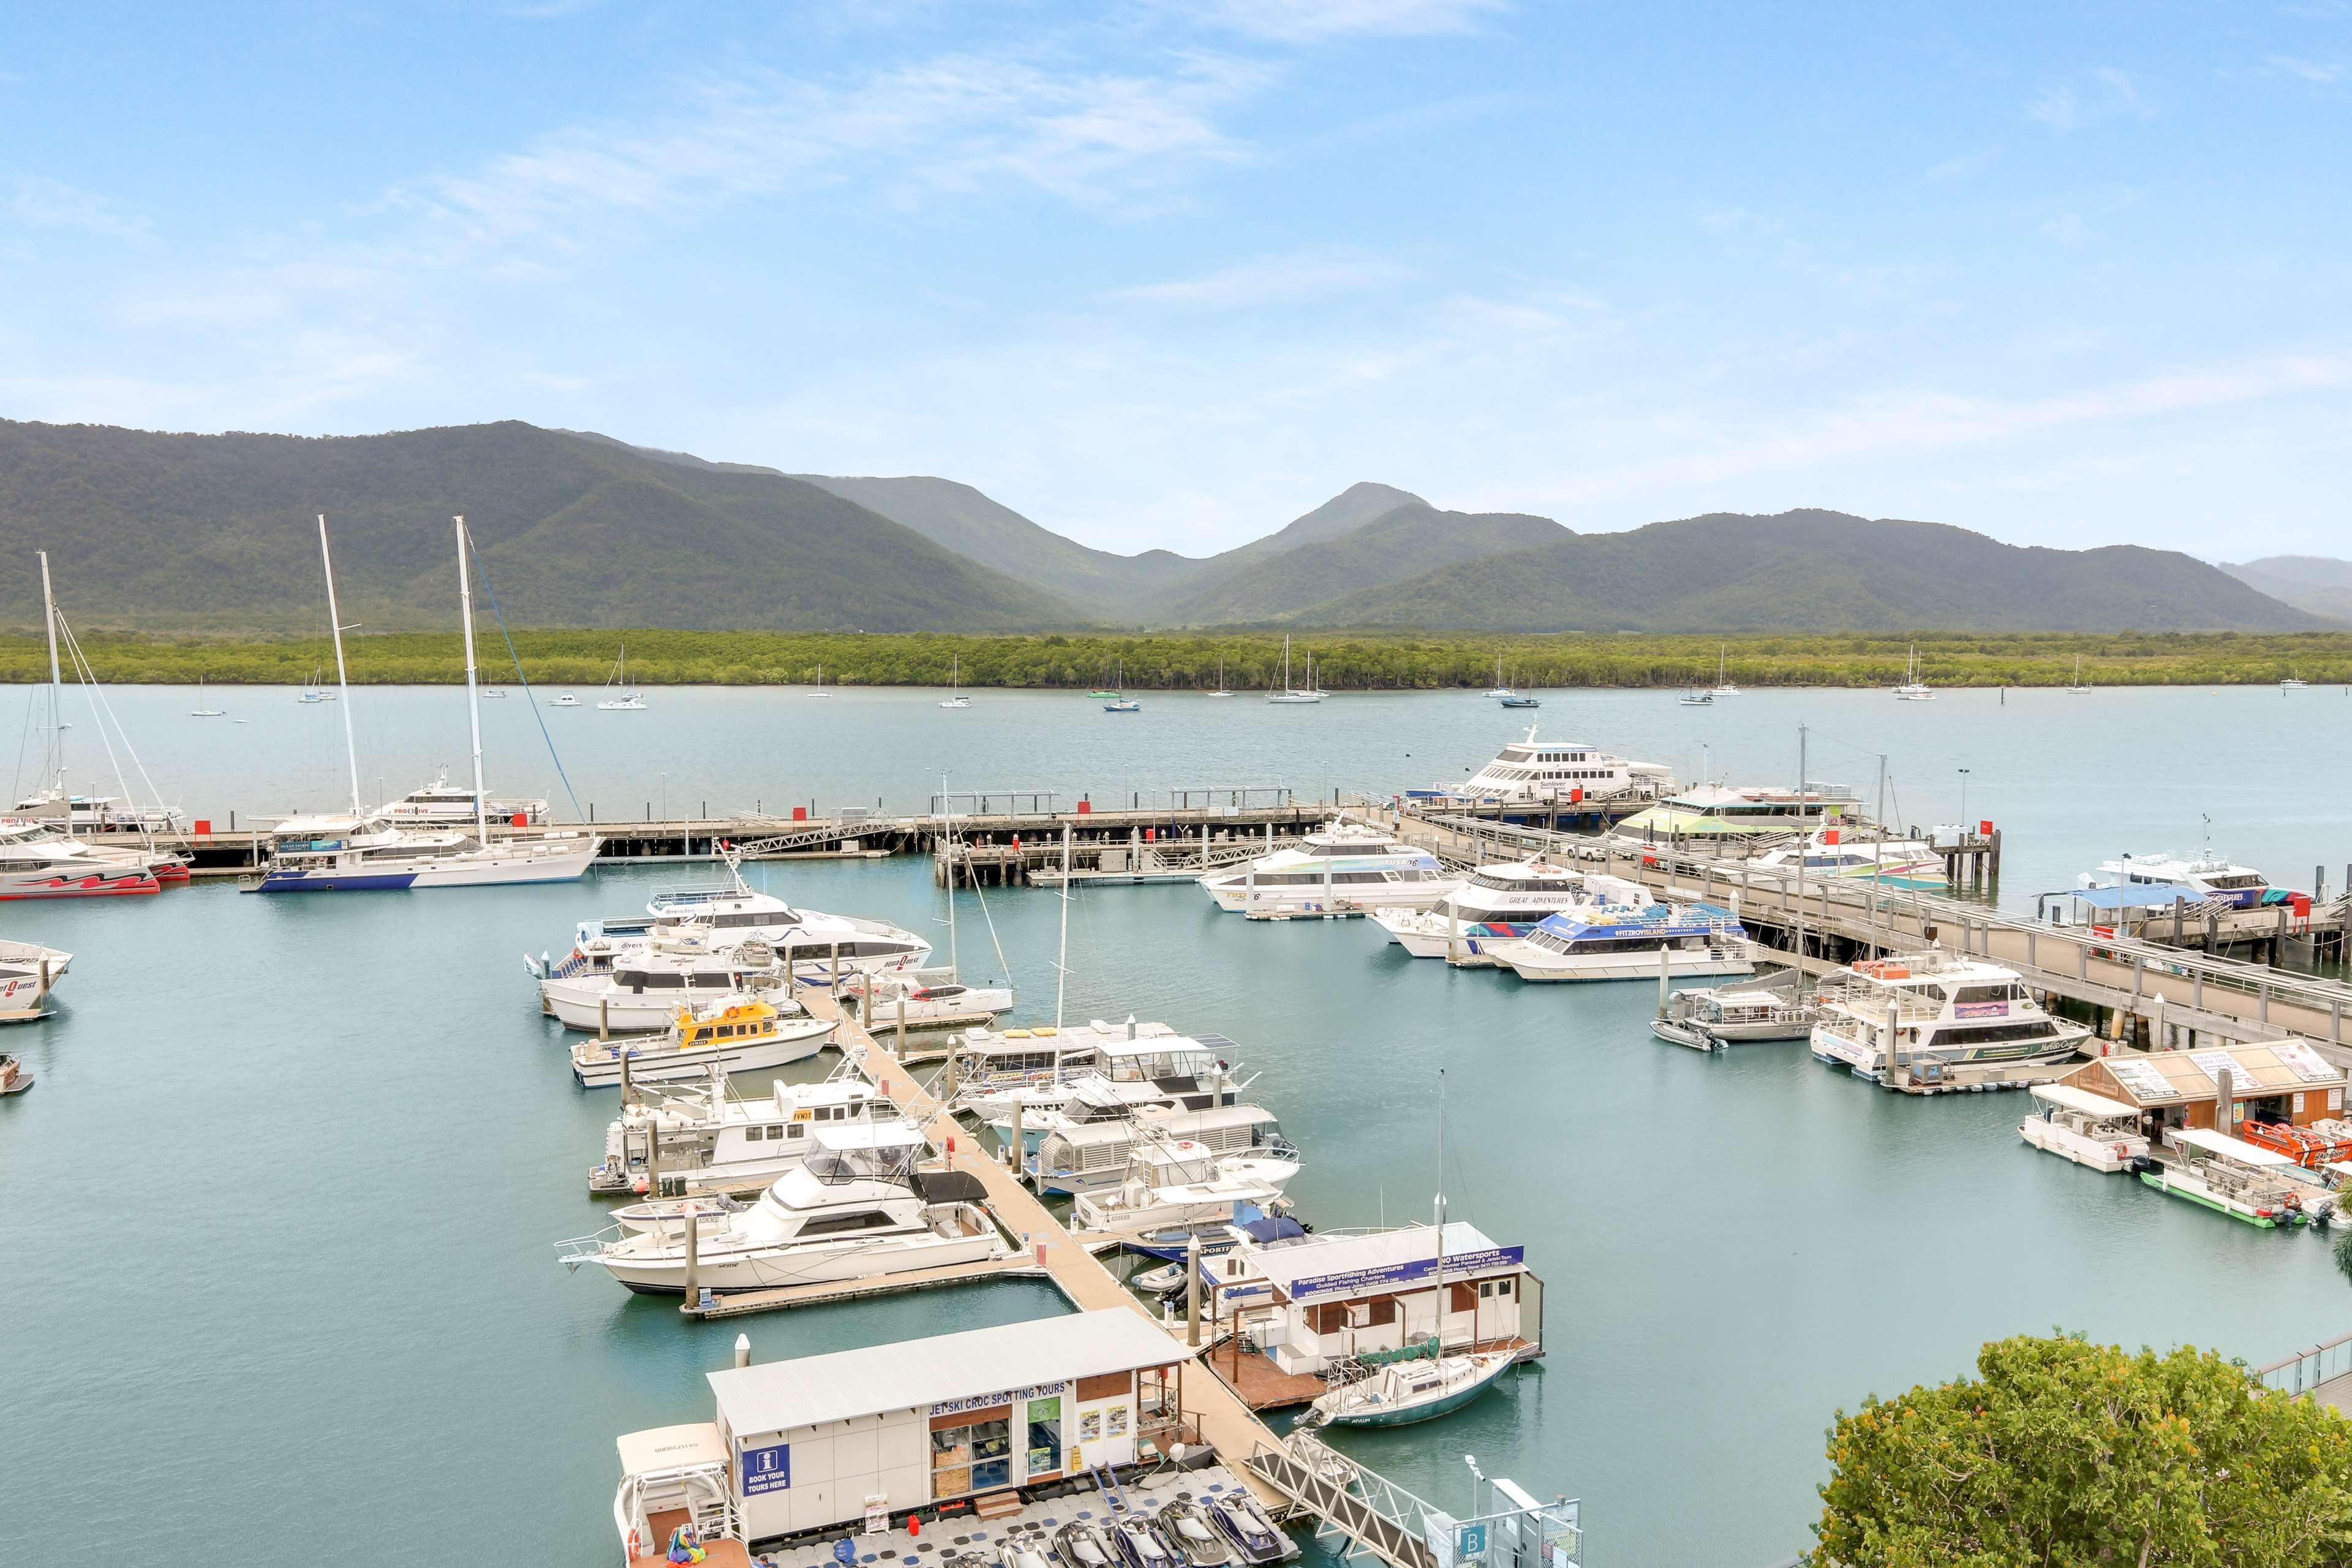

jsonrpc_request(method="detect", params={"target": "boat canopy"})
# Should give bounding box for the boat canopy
[2032,1083,2142,1119]
[2069,883,2200,910]
[2171,1127,2297,1167]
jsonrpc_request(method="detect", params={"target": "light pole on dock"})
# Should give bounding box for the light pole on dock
[1958,768,1971,827]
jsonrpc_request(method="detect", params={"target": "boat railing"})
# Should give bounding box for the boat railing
[2255,1327,2352,1398]
[554,1226,628,1272]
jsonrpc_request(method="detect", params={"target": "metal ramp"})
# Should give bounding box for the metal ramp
[722,820,876,857]
[1245,1433,1583,1568]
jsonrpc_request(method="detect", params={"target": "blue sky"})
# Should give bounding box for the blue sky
[4,1,2348,558]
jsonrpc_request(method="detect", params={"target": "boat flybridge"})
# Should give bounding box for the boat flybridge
[588,1061,881,1195]
[563,1123,1009,1294]
[956,1023,1251,1143]
[1483,895,1754,983]
[1809,953,2092,1079]
[1066,1136,1302,1242]
[1612,782,1859,845]
[2019,1082,2151,1173]
[375,767,548,826]
[1371,859,1620,963]
[1751,829,1945,891]
[568,996,839,1088]
[1199,821,1449,916]
[2092,850,2280,911]
[252,518,605,892]
[1430,725,1672,810]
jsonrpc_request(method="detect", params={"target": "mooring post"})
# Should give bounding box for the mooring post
[683,1207,700,1303]
[1186,1232,1202,1349]
[1010,1099,1025,1181]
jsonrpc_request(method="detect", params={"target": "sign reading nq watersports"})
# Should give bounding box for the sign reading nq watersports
[1286,1245,1525,1303]
[741,1442,791,1495]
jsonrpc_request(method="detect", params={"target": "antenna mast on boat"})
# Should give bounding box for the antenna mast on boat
[1793,724,1809,995]
[1052,822,1072,1085]
[37,549,62,789]
[317,515,364,819]
[1433,1065,1447,1338]
[455,517,489,844]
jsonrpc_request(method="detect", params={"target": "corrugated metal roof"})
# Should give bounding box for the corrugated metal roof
[707,1310,1189,1438]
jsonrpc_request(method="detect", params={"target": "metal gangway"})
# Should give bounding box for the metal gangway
[1246,1432,1581,1568]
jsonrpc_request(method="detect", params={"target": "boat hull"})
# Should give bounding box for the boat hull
[0,867,160,898]
[570,1022,837,1087]
[2137,1168,2291,1227]
[1501,948,1754,984]
[1311,1356,1515,1428]
[2020,1120,2146,1173]
[598,1226,1009,1293]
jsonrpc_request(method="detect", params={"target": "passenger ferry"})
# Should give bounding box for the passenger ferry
[2092,850,2281,911]
[1370,861,1637,963]
[1751,829,1945,890]
[1809,954,2092,1077]
[1612,783,1858,845]
[1199,820,1449,916]
[1484,899,1754,982]
[375,767,548,826]
[1422,725,1672,809]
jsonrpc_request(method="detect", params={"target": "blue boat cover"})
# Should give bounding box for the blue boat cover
[2070,883,2198,909]
[1240,1216,1307,1242]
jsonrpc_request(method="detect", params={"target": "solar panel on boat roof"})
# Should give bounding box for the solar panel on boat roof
[1192,1033,1241,1054]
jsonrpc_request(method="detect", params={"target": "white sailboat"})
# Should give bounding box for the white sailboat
[1710,644,1739,696]
[809,663,831,698]
[1893,644,1934,701]
[189,675,224,717]
[1208,655,1234,697]
[2065,655,2092,694]
[1267,636,1323,704]
[938,654,970,709]
[597,644,646,710]
[1482,655,1513,700]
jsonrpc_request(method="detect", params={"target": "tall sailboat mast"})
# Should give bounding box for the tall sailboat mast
[1433,1066,1447,1337]
[37,550,62,788]
[317,514,364,819]
[455,517,489,843]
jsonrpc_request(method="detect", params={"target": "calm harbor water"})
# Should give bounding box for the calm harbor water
[6,682,2352,1565]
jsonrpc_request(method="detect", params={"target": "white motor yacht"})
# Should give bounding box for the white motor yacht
[1649,973,1814,1049]
[1809,954,2092,1078]
[1423,725,1672,810]
[376,767,548,826]
[569,997,838,1088]
[842,969,1014,1032]
[563,1124,1008,1294]
[1199,821,1449,916]
[1030,1102,1294,1197]
[534,854,932,982]
[1068,1139,1302,1242]
[540,932,800,1034]
[0,938,71,1019]
[0,816,162,899]
[2092,850,2280,911]
[589,1064,882,1194]
[1752,829,1946,891]
[1370,858,1612,963]
[1484,897,1754,983]
[954,1022,1248,1139]
[2019,1082,2150,1172]
[1611,782,1860,846]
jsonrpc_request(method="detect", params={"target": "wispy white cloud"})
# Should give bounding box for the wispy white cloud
[2027,67,2157,132]
[4,175,146,238]
[1188,0,1506,43]
[1924,146,2002,183]
[2265,54,2347,83]
[1111,253,1411,307]
[2042,210,2092,249]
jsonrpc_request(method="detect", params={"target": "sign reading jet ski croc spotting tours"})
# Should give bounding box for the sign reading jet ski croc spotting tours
[1286,1246,1525,1304]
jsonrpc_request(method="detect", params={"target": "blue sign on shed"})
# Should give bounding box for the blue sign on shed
[1455,1522,1488,1562]
[742,1442,792,1494]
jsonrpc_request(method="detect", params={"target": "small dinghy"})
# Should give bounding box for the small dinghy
[0,1052,33,1095]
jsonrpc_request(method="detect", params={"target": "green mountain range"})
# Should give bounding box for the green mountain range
[2219,556,2352,623]
[0,417,2321,635]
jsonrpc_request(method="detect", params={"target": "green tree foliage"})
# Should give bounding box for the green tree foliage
[1812,1333,2352,1567]
[7,628,2352,689]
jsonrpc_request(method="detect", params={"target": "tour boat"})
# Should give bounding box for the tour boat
[564,1124,1008,1294]
[2140,1128,2330,1227]
[0,817,161,899]
[376,767,548,826]
[2092,850,2280,911]
[1424,726,1672,811]
[597,644,647,710]
[1710,644,1739,697]
[1893,644,1934,701]
[1267,637,1323,704]
[1677,689,1713,707]
[1809,954,2092,1077]
[1370,859,1626,963]
[1751,829,1945,891]
[939,655,970,709]
[1156,1501,1240,1568]
[589,1065,882,1194]
[1649,974,1814,1049]
[1298,1346,1518,1429]
[569,998,839,1088]
[1198,821,1449,916]
[2019,1083,2150,1173]
[1485,900,1754,983]
[537,933,801,1033]
[1105,698,1142,713]
[0,938,70,1020]
[252,518,605,892]
[1612,782,1858,844]
[1028,1100,1288,1196]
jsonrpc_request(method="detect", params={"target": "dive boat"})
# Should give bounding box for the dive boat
[1649,973,1814,1049]
[1485,899,1754,983]
[2019,1082,2150,1172]
[538,932,801,1033]
[1198,821,1449,916]
[588,1064,882,1194]
[0,938,70,1020]
[2141,1128,2331,1227]
[376,767,548,826]
[1423,726,1672,810]
[1370,859,1626,963]
[569,997,838,1087]
[1751,828,1945,891]
[1893,644,1934,701]
[563,1124,1008,1294]
[1809,954,2092,1077]
[1611,782,1858,845]
[2092,850,2280,911]
[1298,1346,1518,1429]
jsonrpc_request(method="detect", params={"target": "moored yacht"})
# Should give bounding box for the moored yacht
[1649,973,1813,1049]
[376,767,548,826]
[0,816,160,899]
[1485,899,1754,983]
[1752,828,1945,891]
[1297,1346,1519,1430]
[1893,644,1934,700]
[953,1021,1248,1136]
[589,1065,881,1194]
[2019,1082,2150,1172]
[1029,1101,1291,1197]
[1809,953,2092,1078]
[1371,860,1632,963]
[842,968,1015,1033]
[0,937,71,1019]
[1612,782,1858,845]
[562,1123,1008,1293]
[569,997,838,1088]
[2092,850,2280,911]
[1199,820,1448,916]
[535,853,931,981]
[538,932,797,1033]
[1425,725,1671,809]
[1066,1137,1302,1240]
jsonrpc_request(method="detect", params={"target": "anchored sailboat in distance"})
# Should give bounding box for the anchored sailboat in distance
[1267,636,1323,704]
[2066,655,2092,695]
[249,516,603,892]
[938,654,970,709]
[596,644,646,710]
[1893,644,1934,701]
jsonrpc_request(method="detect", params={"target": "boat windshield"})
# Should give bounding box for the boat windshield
[804,1139,922,1184]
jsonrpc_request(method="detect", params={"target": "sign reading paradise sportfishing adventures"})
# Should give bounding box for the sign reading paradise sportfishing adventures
[1286,1246,1525,1304]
